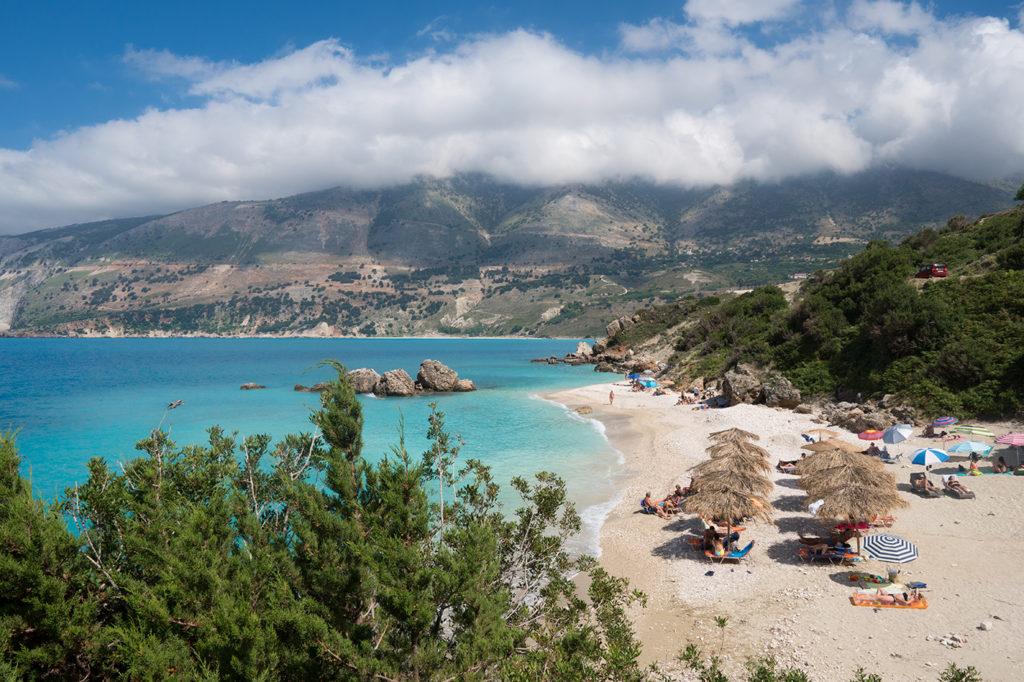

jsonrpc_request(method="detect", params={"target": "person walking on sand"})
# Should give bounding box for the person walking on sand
[608,389,615,406]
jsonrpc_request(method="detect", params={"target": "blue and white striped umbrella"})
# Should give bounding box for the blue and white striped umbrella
[911,448,949,466]
[863,534,918,564]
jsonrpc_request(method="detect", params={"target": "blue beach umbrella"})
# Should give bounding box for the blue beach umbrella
[627,373,641,380]
[948,441,993,456]
[863,534,918,564]
[640,379,658,388]
[883,424,913,445]
[911,448,949,466]
[933,416,958,427]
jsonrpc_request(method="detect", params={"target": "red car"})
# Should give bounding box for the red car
[915,263,948,278]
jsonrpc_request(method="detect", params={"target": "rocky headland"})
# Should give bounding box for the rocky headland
[294,359,476,397]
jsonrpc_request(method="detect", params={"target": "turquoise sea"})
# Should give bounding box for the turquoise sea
[0,338,621,554]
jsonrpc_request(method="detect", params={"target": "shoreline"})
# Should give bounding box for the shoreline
[546,380,1024,680]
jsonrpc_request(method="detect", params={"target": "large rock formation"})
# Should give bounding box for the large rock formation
[722,364,764,405]
[453,379,476,392]
[416,360,459,392]
[376,369,416,397]
[761,374,802,409]
[347,368,381,394]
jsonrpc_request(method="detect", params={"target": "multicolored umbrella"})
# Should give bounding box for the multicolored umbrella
[911,448,949,466]
[952,425,995,439]
[948,441,993,456]
[858,430,884,441]
[996,433,1024,447]
[932,416,958,427]
[883,424,913,445]
[863,534,918,564]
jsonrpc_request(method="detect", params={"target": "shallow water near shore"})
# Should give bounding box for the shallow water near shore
[0,337,621,554]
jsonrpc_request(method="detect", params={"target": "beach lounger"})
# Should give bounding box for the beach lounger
[705,541,754,563]
[910,473,940,498]
[798,547,862,564]
[849,593,928,609]
[943,481,975,499]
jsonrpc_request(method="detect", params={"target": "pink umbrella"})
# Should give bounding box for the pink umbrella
[858,430,884,441]
[996,433,1024,447]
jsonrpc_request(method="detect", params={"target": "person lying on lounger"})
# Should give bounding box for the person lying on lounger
[943,476,972,495]
[861,589,922,606]
[913,476,939,494]
[667,483,691,505]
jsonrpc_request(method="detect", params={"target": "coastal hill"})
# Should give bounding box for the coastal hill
[593,206,1024,418]
[0,169,1012,337]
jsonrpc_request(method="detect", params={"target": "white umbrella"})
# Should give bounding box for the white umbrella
[883,424,913,445]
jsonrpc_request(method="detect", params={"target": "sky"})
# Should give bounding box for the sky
[1,0,1023,233]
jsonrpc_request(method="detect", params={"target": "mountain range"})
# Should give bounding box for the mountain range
[0,168,1014,337]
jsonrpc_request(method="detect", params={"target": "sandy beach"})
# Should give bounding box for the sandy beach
[547,381,1024,681]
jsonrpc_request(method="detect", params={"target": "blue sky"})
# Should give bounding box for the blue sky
[1,1,1023,232]
[1,0,1018,149]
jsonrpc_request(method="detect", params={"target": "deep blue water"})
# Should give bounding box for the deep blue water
[0,338,620,552]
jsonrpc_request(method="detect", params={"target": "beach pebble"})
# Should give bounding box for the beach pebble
[978,621,993,631]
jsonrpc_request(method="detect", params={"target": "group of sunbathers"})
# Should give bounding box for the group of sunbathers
[642,482,693,518]
[702,522,741,556]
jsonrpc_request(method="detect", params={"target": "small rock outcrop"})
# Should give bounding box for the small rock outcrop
[240,383,267,390]
[453,378,476,392]
[416,360,459,392]
[347,368,381,394]
[294,382,330,393]
[375,369,416,397]
[574,341,593,357]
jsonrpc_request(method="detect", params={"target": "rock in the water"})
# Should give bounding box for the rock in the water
[574,341,593,357]
[240,383,267,390]
[453,379,476,392]
[416,359,459,391]
[294,383,330,393]
[346,368,381,394]
[761,373,801,408]
[376,369,416,396]
[723,363,763,405]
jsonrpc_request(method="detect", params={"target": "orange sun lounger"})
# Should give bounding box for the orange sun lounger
[849,594,928,609]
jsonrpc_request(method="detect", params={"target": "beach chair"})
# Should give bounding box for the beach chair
[910,473,940,498]
[705,541,754,563]
[942,479,975,499]
[798,546,862,565]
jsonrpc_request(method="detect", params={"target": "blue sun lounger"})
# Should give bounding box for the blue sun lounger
[705,540,754,562]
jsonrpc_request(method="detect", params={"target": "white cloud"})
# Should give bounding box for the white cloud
[2,7,1024,233]
[0,75,17,89]
[684,0,800,26]
[848,0,934,35]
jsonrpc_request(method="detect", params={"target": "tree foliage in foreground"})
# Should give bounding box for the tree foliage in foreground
[0,367,646,680]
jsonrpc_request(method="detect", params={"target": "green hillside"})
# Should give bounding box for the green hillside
[610,207,1024,418]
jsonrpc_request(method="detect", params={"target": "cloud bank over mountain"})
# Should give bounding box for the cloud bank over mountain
[2,0,1023,232]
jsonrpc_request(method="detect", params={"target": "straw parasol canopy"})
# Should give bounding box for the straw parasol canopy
[695,468,774,497]
[796,449,884,476]
[811,482,907,523]
[691,450,772,475]
[684,485,774,525]
[798,462,896,499]
[709,428,760,442]
[800,438,861,454]
[707,440,771,459]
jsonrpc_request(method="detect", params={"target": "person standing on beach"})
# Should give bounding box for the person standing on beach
[609,389,615,406]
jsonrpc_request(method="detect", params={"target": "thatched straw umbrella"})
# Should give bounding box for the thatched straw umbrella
[697,468,774,497]
[707,440,771,460]
[806,427,839,441]
[800,439,861,454]
[798,462,896,499]
[812,482,908,553]
[709,428,760,442]
[684,484,774,541]
[796,449,885,476]
[691,450,772,476]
